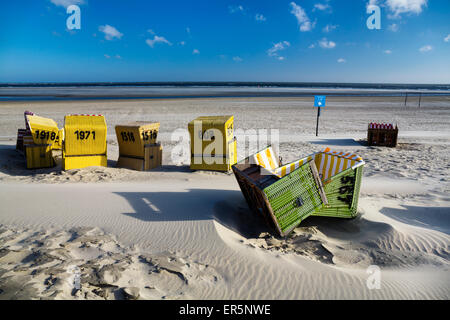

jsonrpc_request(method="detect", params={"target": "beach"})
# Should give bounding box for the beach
[0,96,449,300]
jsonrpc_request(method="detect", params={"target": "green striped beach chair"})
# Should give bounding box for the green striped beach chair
[232,147,365,236]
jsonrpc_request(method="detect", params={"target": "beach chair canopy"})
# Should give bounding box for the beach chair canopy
[252,147,364,182]
[25,114,59,146]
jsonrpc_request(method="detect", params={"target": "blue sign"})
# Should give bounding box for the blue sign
[314,95,326,107]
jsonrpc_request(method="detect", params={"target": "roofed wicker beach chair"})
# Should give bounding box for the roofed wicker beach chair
[232,147,365,236]
[17,111,61,169]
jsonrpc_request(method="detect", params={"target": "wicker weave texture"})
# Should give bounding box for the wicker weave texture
[313,165,363,218]
[264,162,324,234]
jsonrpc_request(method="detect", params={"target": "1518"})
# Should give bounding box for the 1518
[120,131,135,142]
[142,130,157,141]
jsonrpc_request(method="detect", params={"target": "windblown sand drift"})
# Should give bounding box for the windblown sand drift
[0,225,222,300]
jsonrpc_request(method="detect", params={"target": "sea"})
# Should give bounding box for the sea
[0,82,449,101]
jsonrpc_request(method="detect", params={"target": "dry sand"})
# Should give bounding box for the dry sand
[0,97,449,299]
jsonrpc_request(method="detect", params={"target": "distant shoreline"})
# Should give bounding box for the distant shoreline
[1,81,450,89]
[1,84,450,102]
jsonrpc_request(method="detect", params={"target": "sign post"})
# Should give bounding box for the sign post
[314,95,326,137]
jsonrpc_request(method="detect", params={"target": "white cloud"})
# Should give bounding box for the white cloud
[104,54,121,59]
[419,45,432,53]
[229,5,244,14]
[290,2,313,32]
[368,0,427,18]
[98,25,123,40]
[308,44,316,49]
[384,49,392,54]
[337,58,346,63]
[50,0,84,8]
[388,23,399,32]
[255,14,266,22]
[147,29,155,35]
[179,41,186,46]
[323,24,338,33]
[445,34,450,42]
[146,35,172,48]
[318,38,336,49]
[267,41,291,58]
[313,3,331,12]
[233,56,243,62]
[193,49,200,54]
[278,57,285,61]
[385,0,428,17]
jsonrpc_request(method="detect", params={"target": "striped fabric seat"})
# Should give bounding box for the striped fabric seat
[250,146,279,171]
[23,135,34,146]
[314,148,364,181]
[274,156,313,177]
[253,147,364,182]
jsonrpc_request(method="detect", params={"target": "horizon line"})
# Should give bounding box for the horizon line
[1,81,449,87]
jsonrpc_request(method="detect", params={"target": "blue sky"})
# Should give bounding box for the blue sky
[0,0,449,83]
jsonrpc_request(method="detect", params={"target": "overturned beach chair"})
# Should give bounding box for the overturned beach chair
[232,147,365,236]
[115,122,162,171]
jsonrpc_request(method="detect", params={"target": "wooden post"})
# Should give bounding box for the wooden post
[404,92,408,107]
[418,93,422,108]
[316,107,320,137]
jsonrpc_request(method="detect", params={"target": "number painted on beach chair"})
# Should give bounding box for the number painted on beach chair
[35,130,58,142]
[74,130,96,140]
[199,129,218,141]
[141,130,157,141]
[226,123,233,137]
[337,175,356,206]
[337,195,353,206]
[339,186,354,194]
[120,131,135,142]
[341,176,355,185]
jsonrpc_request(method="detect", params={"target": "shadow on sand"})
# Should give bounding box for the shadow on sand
[0,144,61,177]
[0,144,192,177]
[114,189,271,239]
[380,205,450,235]
[113,189,399,241]
[308,138,367,147]
[145,165,193,173]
